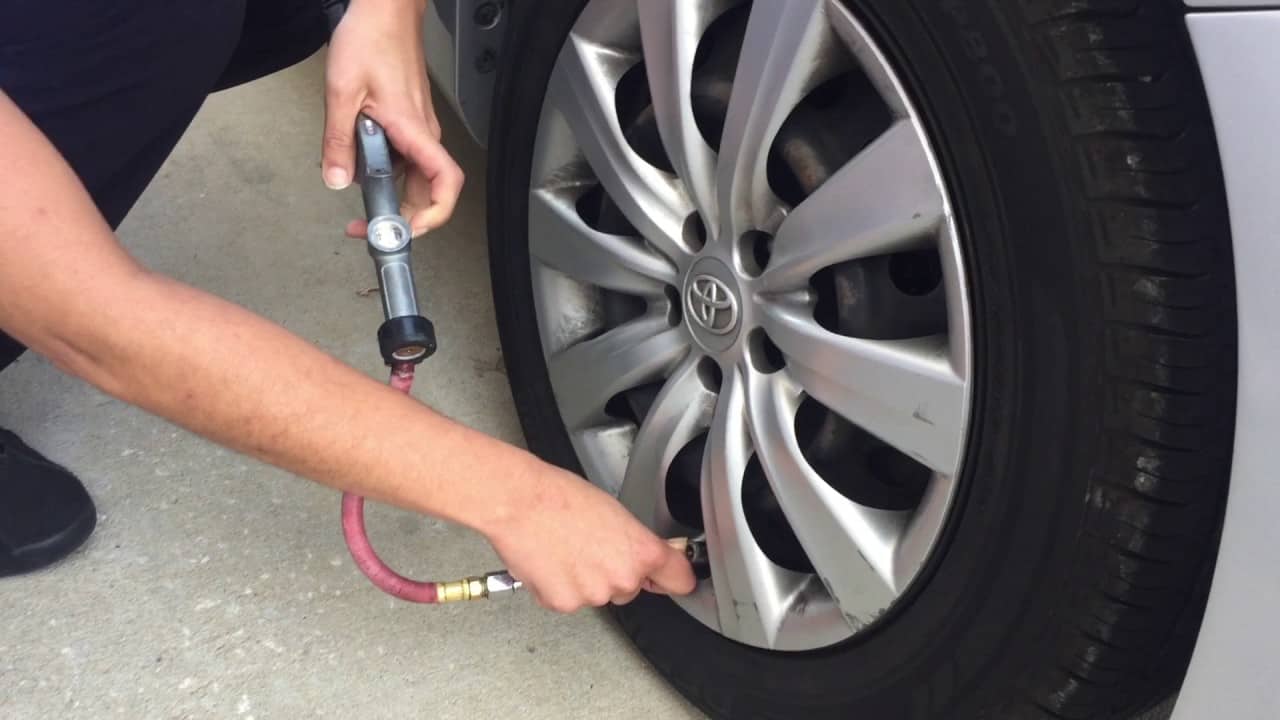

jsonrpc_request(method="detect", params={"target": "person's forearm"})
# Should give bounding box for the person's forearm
[0,91,531,536]
[68,272,537,532]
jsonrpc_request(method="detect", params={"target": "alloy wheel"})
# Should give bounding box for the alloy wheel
[526,0,973,651]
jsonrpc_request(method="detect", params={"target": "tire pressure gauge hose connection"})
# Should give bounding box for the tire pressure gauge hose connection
[340,113,519,604]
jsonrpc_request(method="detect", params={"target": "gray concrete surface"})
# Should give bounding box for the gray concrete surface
[0,53,703,720]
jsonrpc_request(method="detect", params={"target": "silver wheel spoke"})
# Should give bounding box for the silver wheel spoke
[530,188,677,296]
[549,34,692,260]
[716,0,832,241]
[892,472,954,592]
[638,0,735,234]
[825,1,912,119]
[760,120,945,293]
[548,315,689,430]
[745,372,899,621]
[700,365,808,648]
[618,356,715,535]
[760,303,966,475]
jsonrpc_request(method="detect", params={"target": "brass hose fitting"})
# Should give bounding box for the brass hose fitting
[435,572,523,603]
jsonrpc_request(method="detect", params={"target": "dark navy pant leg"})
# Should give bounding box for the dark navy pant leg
[0,0,328,373]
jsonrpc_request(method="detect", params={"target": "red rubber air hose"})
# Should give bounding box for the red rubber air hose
[339,363,439,603]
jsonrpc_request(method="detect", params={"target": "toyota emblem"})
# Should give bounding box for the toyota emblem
[687,275,740,336]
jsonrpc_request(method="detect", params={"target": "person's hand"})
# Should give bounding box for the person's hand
[323,0,463,237]
[485,462,697,613]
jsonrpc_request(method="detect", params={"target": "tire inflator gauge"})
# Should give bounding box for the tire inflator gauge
[323,0,706,605]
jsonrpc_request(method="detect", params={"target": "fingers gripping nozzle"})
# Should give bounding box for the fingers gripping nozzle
[355,113,437,366]
[669,536,710,580]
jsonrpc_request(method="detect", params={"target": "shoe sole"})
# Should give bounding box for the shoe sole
[0,499,97,578]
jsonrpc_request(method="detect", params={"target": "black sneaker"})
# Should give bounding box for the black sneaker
[0,429,96,578]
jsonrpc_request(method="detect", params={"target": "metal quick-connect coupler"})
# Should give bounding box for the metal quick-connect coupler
[435,572,524,603]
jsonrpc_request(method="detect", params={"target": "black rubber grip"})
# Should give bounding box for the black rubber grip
[378,316,437,366]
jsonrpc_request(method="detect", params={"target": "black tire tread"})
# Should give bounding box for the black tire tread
[1018,1,1234,717]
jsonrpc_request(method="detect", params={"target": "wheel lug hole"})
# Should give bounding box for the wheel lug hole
[664,285,683,327]
[736,230,773,278]
[888,249,943,297]
[747,329,785,374]
[683,213,708,253]
[696,356,724,391]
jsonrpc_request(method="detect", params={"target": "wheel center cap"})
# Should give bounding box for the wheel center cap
[684,258,743,351]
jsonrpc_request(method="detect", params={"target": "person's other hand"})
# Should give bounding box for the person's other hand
[323,0,463,237]
[484,462,697,613]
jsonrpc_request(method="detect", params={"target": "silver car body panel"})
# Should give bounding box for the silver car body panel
[423,5,458,118]
[1173,9,1280,720]
[424,2,1280,716]
[424,0,506,146]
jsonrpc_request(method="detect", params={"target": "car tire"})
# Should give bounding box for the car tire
[486,1,1236,718]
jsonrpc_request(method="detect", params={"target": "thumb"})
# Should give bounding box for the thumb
[322,85,361,190]
[645,544,698,596]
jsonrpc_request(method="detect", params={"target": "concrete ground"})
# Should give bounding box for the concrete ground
[0,53,703,720]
